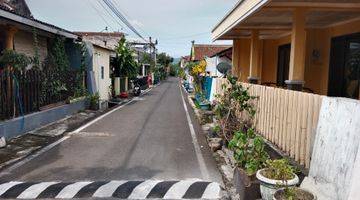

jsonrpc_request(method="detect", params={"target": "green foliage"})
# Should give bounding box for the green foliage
[40,38,85,104]
[114,37,139,79]
[49,36,70,71]
[88,93,100,110]
[214,75,257,141]
[157,52,173,67]
[228,128,269,175]
[141,53,155,71]
[170,63,180,76]
[262,159,296,181]
[0,49,30,70]
[32,27,40,70]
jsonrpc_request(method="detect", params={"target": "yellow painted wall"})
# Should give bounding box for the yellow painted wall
[261,35,291,83]
[304,19,360,95]
[233,38,251,82]
[233,19,360,96]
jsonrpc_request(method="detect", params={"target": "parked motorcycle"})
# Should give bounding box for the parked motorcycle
[133,79,141,96]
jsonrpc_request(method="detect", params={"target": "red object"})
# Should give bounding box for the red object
[119,92,128,98]
[147,74,152,86]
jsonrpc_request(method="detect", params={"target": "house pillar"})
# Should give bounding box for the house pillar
[286,8,307,91]
[232,39,241,79]
[248,30,260,84]
[5,26,17,50]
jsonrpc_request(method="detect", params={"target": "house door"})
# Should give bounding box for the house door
[328,33,360,99]
[277,44,291,87]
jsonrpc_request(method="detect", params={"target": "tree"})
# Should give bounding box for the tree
[157,53,173,67]
[113,37,139,79]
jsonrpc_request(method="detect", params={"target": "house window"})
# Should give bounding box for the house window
[101,66,104,79]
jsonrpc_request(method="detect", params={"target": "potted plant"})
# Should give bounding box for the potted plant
[88,93,100,110]
[273,187,316,200]
[256,159,300,200]
[229,128,269,200]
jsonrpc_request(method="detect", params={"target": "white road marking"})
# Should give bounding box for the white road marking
[0,181,23,196]
[0,88,154,177]
[128,180,161,199]
[179,84,210,180]
[163,180,197,199]
[92,180,127,198]
[201,182,221,199]
[55,181,92,199]
[17,182,59,199]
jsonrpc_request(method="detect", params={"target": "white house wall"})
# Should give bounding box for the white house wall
[93,46,111,101]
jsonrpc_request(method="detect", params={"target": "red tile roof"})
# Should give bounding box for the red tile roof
[182,55,190,62]
[191,44,232,61]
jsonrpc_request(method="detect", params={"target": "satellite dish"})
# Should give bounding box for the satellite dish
[216,62,232,75]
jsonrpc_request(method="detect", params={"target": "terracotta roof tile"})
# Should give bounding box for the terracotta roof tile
[192,44,232,61]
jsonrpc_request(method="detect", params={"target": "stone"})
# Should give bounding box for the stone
[208,138,223,152]
[0,137,6,148]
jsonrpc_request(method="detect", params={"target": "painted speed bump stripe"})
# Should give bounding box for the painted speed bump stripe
[0,180,221,199]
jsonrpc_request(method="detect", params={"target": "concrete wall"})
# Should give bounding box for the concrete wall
[14,30,48,64]
[93,46,111,101]
[0,100,87,140]
[301,97,360,200]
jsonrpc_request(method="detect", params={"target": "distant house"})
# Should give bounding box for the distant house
[180,55,190,69]
[209,47,232,76]
[75,32,123,52]
[0,0,79,70]
[76,32,118,107]
[189,41,231,62]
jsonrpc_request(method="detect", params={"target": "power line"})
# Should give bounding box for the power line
[109,0,150,38]
[86,0,115,31]
[102,0,146,41]
[97,0,125,31]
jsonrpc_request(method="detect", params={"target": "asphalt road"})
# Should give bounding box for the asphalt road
[0,77,222,199]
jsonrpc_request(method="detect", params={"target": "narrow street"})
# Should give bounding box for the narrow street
[0,77,222,199]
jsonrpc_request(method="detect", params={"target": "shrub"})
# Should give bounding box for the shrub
[229,128,269,175]
[214,75,257,142]
[261,159,296,181]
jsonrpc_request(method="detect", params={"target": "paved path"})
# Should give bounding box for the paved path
[0,77,222,199]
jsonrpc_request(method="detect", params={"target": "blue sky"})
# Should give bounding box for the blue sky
[25,0,237,58]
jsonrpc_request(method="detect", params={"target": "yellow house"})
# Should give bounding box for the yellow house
[212,0,360,100]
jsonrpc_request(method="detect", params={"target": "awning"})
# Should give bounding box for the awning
[212,0,360,41]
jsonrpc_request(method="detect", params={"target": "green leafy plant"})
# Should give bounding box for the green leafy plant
[214,75,257,141]
[88,93,100,110]
[0,50,30,71]
[32,27,40,70]
[262,159,296,181]
[114,38,139,79]
[229,128,269,175]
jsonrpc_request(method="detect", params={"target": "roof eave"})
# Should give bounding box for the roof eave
[211,0,270,41]
[0,8,79,39]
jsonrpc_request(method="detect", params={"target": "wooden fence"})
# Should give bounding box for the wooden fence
[0,70,41,120]
[213,78,323,168]
[0,69,82,121]
[243,83,323,168]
